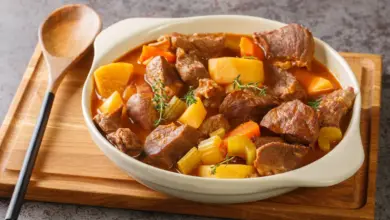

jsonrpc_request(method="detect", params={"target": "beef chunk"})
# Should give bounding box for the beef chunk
[175,48,209,87]
[253,24,315,69]
[170,33,226,61]
[254,142,309,176]
[199,114,230,137]
[219,90,279,127]
[144,123,201,169]
[127,93,158,131]
[93,108,121,134]
[318,87,355,127]
[253,136,284,149]
[107,128,143,157]
[269,66,307,101]
[260,100,319,146]
[195,78,226,108]
[145,56,183,97]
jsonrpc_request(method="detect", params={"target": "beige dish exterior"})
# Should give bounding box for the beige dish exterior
[81,15,364,204]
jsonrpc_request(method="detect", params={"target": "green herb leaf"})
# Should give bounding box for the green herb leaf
[308,98,322,110]
[151,80,169,126]
[209,156,236,175]
[210,164,219,175]
[233,75,266,96]
[183,86,197,106]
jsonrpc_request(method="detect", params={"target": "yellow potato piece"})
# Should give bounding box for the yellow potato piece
[94,62,134,98]
[177,147,202,175]
[209,57,264,85]
[122,84,137,102]
[318,127,343,152]
[99,91,124,115]
[198,165,254,179]
[178,98,207,129]
[308,77,334,95]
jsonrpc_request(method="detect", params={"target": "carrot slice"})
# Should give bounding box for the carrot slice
[226,121,261,139]
[221,121,261,153]
[293,69,335,96]
[239,37,264,60]
[138,45,176,64]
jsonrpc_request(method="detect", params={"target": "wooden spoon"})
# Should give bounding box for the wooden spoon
[5,4,101,220]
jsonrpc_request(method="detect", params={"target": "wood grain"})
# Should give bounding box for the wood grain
[39,4,101,92]
[0,48,382,220]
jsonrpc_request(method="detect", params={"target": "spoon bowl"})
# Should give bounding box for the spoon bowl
[39,4,102,92]
[40,4,101,58]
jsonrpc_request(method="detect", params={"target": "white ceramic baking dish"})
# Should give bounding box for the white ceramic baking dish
[81,15,364,204]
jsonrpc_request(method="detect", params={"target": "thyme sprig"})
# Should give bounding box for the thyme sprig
[233,75,266,96]
[183,86,197,106]
[151,80,169,126]
[308,98,322,110]
[210,156,236,175]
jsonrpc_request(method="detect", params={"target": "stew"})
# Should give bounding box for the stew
[91,23,356,178]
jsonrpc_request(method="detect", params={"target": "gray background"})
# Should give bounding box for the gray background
[1,0,389,219]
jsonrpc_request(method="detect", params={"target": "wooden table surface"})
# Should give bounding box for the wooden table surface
[0,0,389,220]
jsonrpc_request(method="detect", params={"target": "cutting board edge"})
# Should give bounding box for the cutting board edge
[0,45,42,149]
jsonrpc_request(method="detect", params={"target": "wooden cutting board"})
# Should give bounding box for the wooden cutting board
[0,45,382,220]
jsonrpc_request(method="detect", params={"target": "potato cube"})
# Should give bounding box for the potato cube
[209,57,264,85]
[178,98,207,129]
[94,63,134,98]
[99,91,124,115]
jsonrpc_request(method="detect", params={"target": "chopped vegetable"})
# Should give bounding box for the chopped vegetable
[141,57,154,66]
[209,57,264,85]
[198,164,255,178]
[225,121,260,140]
[148,36,171,51]
[99,91,124,115]
[308,77,334,95]
[233,75,266,96]
[122,84,137,102]
[209,156,235,175]
[138,45,176,64]
[210,128,226,138]
[239,37,264,60]
[177,147,202,174]
[94,63,134,98]
[227,136,256,165]
[308,98,321,110]
[121,105,128,119]
[318,127,343,152]
[198,135,224,165]
[293,69,334,96]
[151,80,169,126]
[163,96,187,122]
[224,37,240,52]
[178,97,207,129]
[225,83,238,93]
[182,86,197,106]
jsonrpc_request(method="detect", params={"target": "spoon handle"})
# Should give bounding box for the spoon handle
[5,91,55,220]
